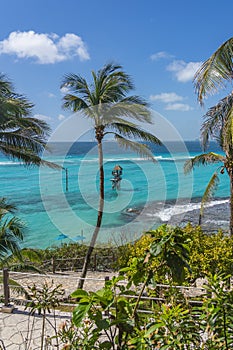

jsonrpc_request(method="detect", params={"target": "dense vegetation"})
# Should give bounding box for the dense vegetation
[122,224,233,283]
[19,224,233,283]
[15,224,233,350]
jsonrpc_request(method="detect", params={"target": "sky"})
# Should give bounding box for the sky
[0,0,233,141]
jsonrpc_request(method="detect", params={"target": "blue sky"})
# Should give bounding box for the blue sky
[1,0,233,140]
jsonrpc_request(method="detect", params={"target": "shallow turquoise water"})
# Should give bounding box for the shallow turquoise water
[0,141,229,248]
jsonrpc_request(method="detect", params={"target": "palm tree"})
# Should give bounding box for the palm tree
[0,198,25,259]
[61,62,161,288]
[185,93,233,230]
[0,248,43,273]
[0,199,44,302]
[194,37,233,105]
[185,36,233,233]
[0,74,58,168]
[0,74,61,271]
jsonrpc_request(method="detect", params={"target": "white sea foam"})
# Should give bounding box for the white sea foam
[150,199,229,222]
[79,155,191,163]
[0,161,22,165]
[80,157,152,163]
[205,219,229,225]
[158,156,193,161]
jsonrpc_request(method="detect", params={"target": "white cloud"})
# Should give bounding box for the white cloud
[58,114,66,121]
[34,113,52,121]
[167,60,202,82]
[165,103,193,111]
[0,30,90,64]
[150,92,184,103]
[150,51,173,61]
[58,33,90,61]
[48,92,56,98]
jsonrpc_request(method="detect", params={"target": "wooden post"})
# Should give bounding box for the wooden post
[3,268,10,306]
[104,276,110,316]
[52,257,56,274]
[65,168,68,192]
[94,253,97,271]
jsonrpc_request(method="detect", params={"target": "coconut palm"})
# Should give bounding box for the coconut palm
[194,37,233,105]
[61,62,161,288]
[187,37,233,232]
[0,199,44,303]
[0,74,58,168]
[0,248,43,273]
[185,92,233,232]
[0,75,61,271]
[0,198,25,259]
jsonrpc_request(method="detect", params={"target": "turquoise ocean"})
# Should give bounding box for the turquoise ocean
[0,141,230,249]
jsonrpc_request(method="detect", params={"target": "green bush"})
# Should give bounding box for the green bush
[122,224,233,282]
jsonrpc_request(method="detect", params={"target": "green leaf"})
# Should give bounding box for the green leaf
[99,341,112,349]
[145,322,164,336]
[72,302,91,327]
[96,318,110,330]
[71,289,89,298]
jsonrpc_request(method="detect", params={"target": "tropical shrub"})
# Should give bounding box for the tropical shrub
[36,242,119,272]
[123,224,233,282]
[62,271,233,349]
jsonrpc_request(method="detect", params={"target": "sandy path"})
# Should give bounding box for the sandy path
[7,271,117,301]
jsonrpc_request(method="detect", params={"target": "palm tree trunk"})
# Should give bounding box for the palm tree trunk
[230,169,233,236]
[78,138,104,289]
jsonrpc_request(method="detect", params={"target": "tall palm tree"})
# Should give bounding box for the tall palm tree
[185,37,233,233]
[0,74,58,168]
[0,74,61,266]
[184,94,232,226]
[61,63,161,288]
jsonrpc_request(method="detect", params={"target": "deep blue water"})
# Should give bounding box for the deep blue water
[0,141,230,248]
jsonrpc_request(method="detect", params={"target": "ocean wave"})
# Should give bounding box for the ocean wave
[76,155,193,163]
[205,219,229,225]
[75,155,191,163]
[158,156,193,162]
[149,198,229,222]
[0,161,22,165]
[0,155,192,166]
[82,157,153,162]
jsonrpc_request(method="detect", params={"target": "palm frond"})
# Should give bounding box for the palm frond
[8,263,42,273]
[0,74,13,94]
[0,75,56,168]
[0,143,61,168]
[200,172,220,218]
[20,248,42,262]
[1,217,25,239]
[61,63,154,136]
[114,134,156,161]
[0,91,34,118]
[184,152,225,174]
[107,122,161,145]
[194,37,233,104]
[62,63,135,108]
[0,198,17,218]
[0,275,31,299]
[62,94,89,112]
[0,130,46,155]
[201,92,233,149]
[61,73,91,97]
[0,216,25,260]
[222,102,233,151]
[104,99,152,124]
[96,62,134,102]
